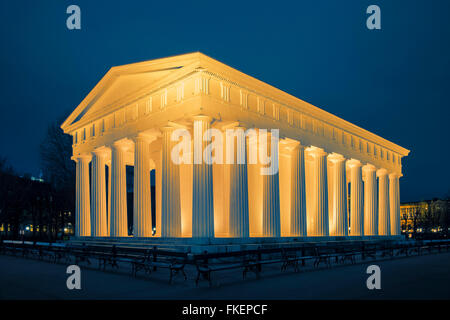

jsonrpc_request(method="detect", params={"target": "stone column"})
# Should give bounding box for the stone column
[261,130,280,237]
[328,153,347,236]
[389,173,401,236]
[192,116,215,238]
[107,161,111,235]
[110,141,129,237]
[347,159,363,236]
[91,150,108,237]
[133,134,153,237]
[290,143,307,236]
[363,164,378,236]
[305,147,328,236]
[155,154,162,237]
[228,127,250,238]
[161,126,181,237]
[75,154,91,237]
[377,168,390,236]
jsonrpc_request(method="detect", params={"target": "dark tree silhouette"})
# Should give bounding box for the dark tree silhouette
[39,120,76,238]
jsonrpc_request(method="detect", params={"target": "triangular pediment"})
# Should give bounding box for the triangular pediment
[61,52,204,132]
[73,68,175,123]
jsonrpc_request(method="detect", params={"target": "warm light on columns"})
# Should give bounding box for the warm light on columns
[107,161,111,235]
[389,173,401,236]
[377,168,390,236]
[363,164,378,236]
[261,130,281,237]
[227,127,250,238]
[91,149,108,237]
[191,116,215,238]
[75,154,91,237]
[110,140,129,237]
[347,159,364,236]
[327,153,347,236]
[154,153,162,237]
[305,146,329,236]
[133,134,154,237]
[290,143,307,237]
[161,126,181,237]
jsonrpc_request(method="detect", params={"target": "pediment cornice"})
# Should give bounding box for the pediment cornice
[63,52,410,158]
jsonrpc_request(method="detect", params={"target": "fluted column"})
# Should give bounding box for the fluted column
[290,143,307,236]
[110,141,129,237]
[191,116,214,238]
[75,154,91,237]
[305,147,329,236]
[161,126,181,237]
[389,173,401,236]
[377,168,390,236]
[347,159,363,236]
[363,164,378,236]
[91,150,108,237]
[261,130,280,237]
[328,153,347,236]
[155,154,162,237]
[228,127,249,238]
[133,134,153,237]
[107,162,111,235]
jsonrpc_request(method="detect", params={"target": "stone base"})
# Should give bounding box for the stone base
[69,235,404,254]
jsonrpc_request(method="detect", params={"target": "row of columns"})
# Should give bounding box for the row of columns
[302,148,401,237]
[75,120,401,238]
[74,116,217,238]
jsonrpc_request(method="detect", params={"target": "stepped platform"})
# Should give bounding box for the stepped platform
[67,235,403,253]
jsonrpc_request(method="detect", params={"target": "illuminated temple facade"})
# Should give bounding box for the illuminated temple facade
[61,52,410,239]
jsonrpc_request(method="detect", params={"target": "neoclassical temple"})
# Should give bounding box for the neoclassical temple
[61,52,410,239]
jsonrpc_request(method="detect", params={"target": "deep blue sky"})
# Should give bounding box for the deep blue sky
[0,0,449,202]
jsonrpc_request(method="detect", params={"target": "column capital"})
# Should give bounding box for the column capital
[112,138,133,151]
[362,163,377,172]
[224,126,248,135]
[389,172,401,179]
[92,147,110,158]
[133,133,157,144]
[73,153,92,163]
[327,152,345,163]
[346,158,362,169]
[192,114,212,123]
[305,146,327,157]
[376,168,389,177]
[219,121,244,131]
[160,126,177,133]
[279,138,302,151]
[292,143,305,151]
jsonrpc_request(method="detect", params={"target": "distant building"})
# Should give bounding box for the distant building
[0,174,73,238]
[400,199,450,236]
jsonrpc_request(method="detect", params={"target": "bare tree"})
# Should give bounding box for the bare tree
[39,120,76,238]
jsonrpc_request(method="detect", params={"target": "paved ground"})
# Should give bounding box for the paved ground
[0,252,449,299]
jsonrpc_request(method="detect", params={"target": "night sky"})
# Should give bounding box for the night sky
[0,0,449,202]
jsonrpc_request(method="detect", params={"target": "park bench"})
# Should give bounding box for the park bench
[39,243,69,263]
[280,248,300,272]
[3,240,31,257]
[434,240,450,253]
[416,241,432,255]
[380,241,395,258]
[313,246,342,268]
[130,248,188,283]
[194,246,319,286]
[67,243,94,265]
[333,244,358,264]
[194,250,263,287]
[395,242,414,257]
[360,242,377,260]
[279,246,317,272]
